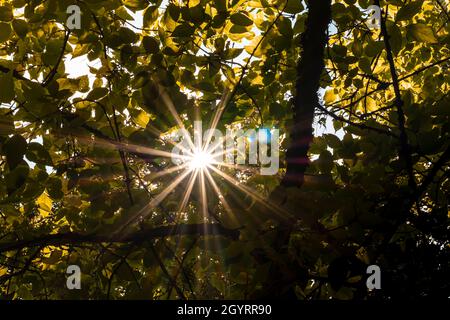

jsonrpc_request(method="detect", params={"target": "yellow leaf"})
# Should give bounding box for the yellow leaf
[324,89,337,104]
[36,191,53,216]
[244,35,264,57]
[366,96,377,112]
[134,110,150,128]
[38,208,49,218]
[251,75,264,85]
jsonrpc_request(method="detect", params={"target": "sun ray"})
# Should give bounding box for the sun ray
[178,169,199,215]
[167,168,199,254]
[145,122,199,157]
[203,168,241,228]
[199,169,209,220]
[207,165,294,222]
[158,87,196,151]
[211,161,261,174]
[205,136,262,173]
[114,168,193,236]
[204,144,263,174]
[188,151,214,170]
[70,132,191,162]
[145,163,190,181]
[202,89,232,150]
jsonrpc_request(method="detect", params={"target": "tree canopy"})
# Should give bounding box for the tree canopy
[0,0,449,299]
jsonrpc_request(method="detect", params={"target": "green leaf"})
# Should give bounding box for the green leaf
[407,23,438,43]
[358,58,373,74]
[387,22,403,55]
[212,12,227,28]
[230,12,253,27]
[42,39,64,66]
[168,3,180,21]
[195,81,216,92]
[0,6,13,22]
[26,142,53,166]
[364,40,383,57]
[0,71,14,103]
[277,16,293,37]
[143,6,159,26]
[209,274,225,292]
[23,80,47,102]
[229,25,248,34]
[324,134,342,149]
[0,22,12,42]
[115,6,134,20]
[223,48,243,60]
[122,0,148,10]
[0,113,14,136]
[12,0,26,8]
[118,27,137,43]
[5,163,29,195]
[396,1,422,21]
[3,134,27,170]
[77,75,90,92]
[142,36,159,53]
[41,249,62,265]
[87,87,109,100]
[214,0,228,12]
[172,23,195,37]
[284,0,304,14]
[318,150,334,174]
[188,5,205,23]
[12,19,28,38]
[47,177,63,200]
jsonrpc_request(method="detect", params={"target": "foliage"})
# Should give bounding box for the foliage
[0,0,448,299]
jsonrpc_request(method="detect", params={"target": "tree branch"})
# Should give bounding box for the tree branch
[42,29,71,87]
[282,0,332,187]
[149,243,186,300]
[376,1,417,191]
[317,104,398,137]
[0,224,240,254]
[416,145,450,197]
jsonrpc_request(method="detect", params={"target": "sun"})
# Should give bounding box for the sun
[188,150,213,170]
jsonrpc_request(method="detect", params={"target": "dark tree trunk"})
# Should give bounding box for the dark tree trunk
[282,0,331,187]
[258,0,332,298]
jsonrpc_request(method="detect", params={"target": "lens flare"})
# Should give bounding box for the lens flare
[189,150,213,170]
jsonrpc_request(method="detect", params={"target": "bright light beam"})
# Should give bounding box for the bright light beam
[207,165,295,222]
[113,168,193,237]
[188,150,214,170]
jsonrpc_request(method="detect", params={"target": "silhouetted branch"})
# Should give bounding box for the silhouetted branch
[0,224,240,254]
[317,104,397,137]
[376,1,417,191]
[416,146,450,197]
[43,29,71,87]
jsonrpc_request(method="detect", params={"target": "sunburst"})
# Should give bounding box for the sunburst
[75,81,291,242]
[187,149,214,171]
